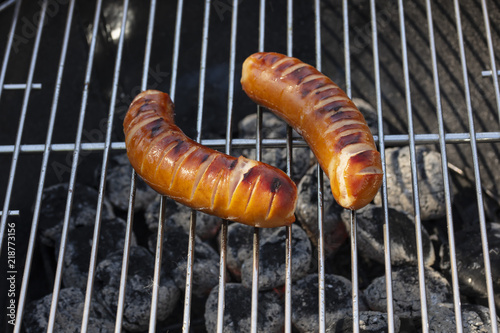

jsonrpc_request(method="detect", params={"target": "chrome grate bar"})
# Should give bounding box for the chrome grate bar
[479,0,500,122]
[424,0,463,332]
[0,0,22,102]
[397,0,430,331]
[454,0,499,331]
[370,1,395,332]
[314,1,327,332]
[46,0,103,330]
[14,0,76,330]
[80,0,130,330]
[0,0,45,257]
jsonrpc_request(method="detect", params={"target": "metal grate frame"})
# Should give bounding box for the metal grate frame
[0,0,499,332]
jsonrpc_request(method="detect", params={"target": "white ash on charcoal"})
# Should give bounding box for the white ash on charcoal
[23,287,114,333]
[341,204,435,267]
[440,222,500,310]
[374,146,446,220]
[38,183,115,247]
[296,164,348,256]
[291,273,368,332]
[105,154,157,211]
[54,216,134,290]
[329,311,401,333]
[428,303,500,332]
[94,246,180,332]
[223,223,311,290]
[148,221,219,297]
[364,266,452,320]
[204,283,284,333]
[237,112,312,181]
[145,195,221,240]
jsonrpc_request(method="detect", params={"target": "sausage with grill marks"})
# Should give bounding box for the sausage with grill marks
[123,90,297,228]
[241,52,383,210]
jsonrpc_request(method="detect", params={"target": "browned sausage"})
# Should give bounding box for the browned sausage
[123,90,297,227]
[241,52,383,210]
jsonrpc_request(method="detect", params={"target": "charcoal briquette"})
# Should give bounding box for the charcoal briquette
[105,154,157,211]
[296,164,348,256]
[145,195,221,240]
[341,204,435,267]
[291,273,368,332]
[39,183,115,247]
[329,311,401,333]
[237,112,312,181]
[149,222,220,297]
[23,287,114,333]
[204,283,284,333]
[364,266,452,319]
[94,246,180,332]
[440,222,500,310]
[374,146,446,220]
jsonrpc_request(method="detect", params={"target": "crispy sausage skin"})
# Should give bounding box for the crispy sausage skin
[241,52,383,210]
[123,90,297,227]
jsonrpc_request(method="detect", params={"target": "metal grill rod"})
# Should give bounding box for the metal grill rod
[314,1,328,333]
[250,0,266,331]
[80,0,130,329]
[0,0,16,13]
[1,131,500,155]
[453,0,499,331]
[46,0,103,329]
[370,1,395,332]
[0,0,22,102]
[149,0,185,330]
[0,0,46,257]
[115,0,157,330]
[3,83,42,89]
[14,0,76,330]
[342,2,361,332]
[284,1,294,332]
[424,1,463,331]
[397,1,430,331]
[480,0,500,122]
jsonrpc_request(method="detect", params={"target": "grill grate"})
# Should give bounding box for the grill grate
[1,0,499,332]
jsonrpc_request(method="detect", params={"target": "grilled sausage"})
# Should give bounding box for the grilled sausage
[241,52,383,210]
[123,90,297,227]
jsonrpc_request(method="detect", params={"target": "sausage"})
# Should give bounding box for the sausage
[123,90,297,228]
[241,52,383,210]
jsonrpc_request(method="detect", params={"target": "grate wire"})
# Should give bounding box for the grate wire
[0,1,499,332]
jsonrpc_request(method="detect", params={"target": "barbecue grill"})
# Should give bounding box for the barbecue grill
[1,0,499,332]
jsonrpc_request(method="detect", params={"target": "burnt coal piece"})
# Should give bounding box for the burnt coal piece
[94,246,180,332]
[204,283,284,333]
[39,183,115,247]
[331,311,401,333]
[341,204,435,267]
[56,216,134,290]
[374,146,446,220]
[105,154,157,211]
[145,195,222,240]
[237,112,312,181]
[148,221,219,298]
[296,164,348,256]
[23,287,114,333]
[291,273,368,332]
[428,303,500,332]
[364,266,452,320]
[440,222,500,310]
[224,224,312,291]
